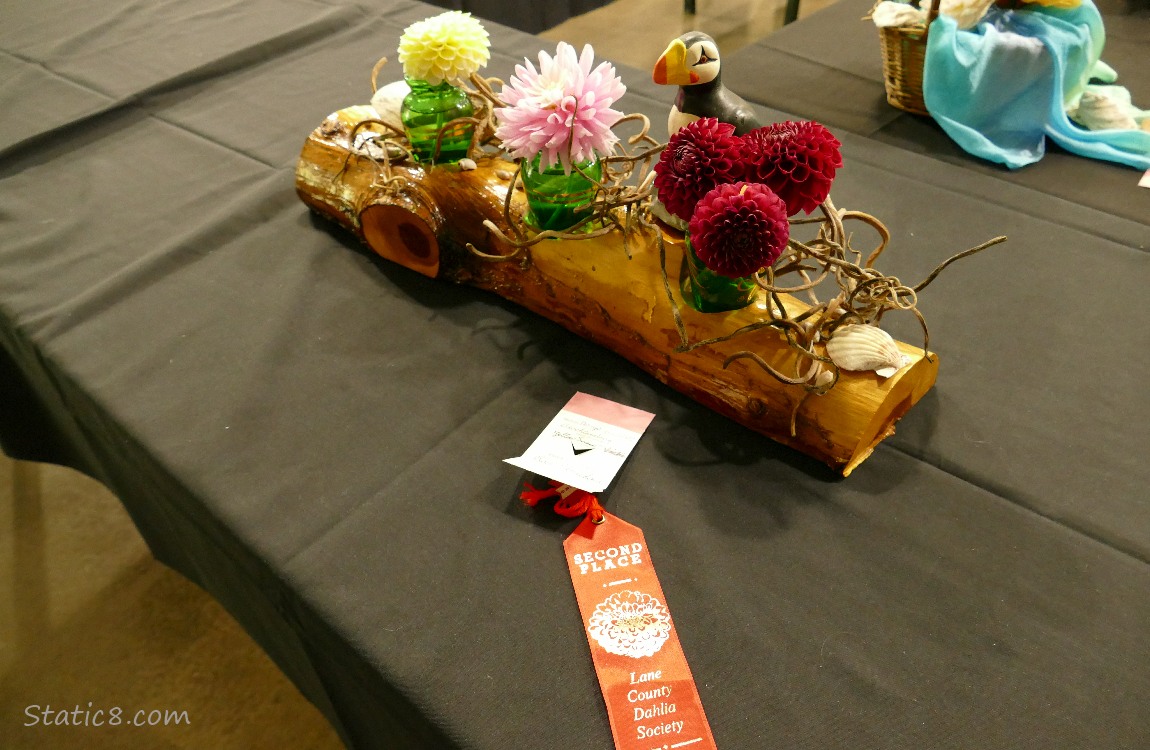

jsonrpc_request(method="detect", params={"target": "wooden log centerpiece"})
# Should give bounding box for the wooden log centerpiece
[295,106,940,476]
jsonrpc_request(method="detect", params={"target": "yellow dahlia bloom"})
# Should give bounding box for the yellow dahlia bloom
[397,11,491,85]
[1021,0,1081,8]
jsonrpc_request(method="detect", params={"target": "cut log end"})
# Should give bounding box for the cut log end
[841,350,939,477]
[361,202,440,278]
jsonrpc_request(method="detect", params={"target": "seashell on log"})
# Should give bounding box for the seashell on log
[369,79,410,124]
[827,324,911,378]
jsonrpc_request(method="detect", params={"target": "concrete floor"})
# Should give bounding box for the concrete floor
[0,1,825,747]
[0,455,344,748]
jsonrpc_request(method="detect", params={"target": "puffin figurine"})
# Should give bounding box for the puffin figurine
[652,31,761,137]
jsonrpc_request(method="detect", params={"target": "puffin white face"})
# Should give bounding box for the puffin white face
[684,39,720,84]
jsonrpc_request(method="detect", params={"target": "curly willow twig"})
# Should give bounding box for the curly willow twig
[350,62,1006,400]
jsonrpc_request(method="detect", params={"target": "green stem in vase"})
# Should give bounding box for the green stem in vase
[521,155,602,233]
[400,77,475,164]
[680,233,759,313]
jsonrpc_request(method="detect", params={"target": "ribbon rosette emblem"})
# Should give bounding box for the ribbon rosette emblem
[586,590,673,658]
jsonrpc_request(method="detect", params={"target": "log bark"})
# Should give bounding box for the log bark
[296,106,938,476]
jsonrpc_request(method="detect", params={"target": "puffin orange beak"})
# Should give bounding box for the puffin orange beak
[652,39,699,86]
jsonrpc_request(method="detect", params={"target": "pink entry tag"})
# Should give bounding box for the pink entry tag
[505,392,655,493]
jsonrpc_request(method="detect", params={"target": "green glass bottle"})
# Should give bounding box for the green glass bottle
[521,155,602,232]
[400,78,475,164]
[680,233,759,313]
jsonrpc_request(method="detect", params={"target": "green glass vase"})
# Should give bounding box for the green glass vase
[680,233,759,313]
[400,77,474,164]
[521,155,601,232]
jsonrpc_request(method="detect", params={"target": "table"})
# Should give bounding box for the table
[3,1,1149,748]
[723,0,1150,225]
[423,0,615,33]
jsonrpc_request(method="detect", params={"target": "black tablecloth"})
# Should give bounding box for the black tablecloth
[724,0,1150,225]
[3,1,1149,748]
[424,0,614,33]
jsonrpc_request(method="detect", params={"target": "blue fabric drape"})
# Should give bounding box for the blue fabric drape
[922,0,1150,169]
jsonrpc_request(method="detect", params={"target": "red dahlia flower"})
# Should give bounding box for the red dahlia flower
[688,182,790,278]
[654,117,743,222]
[741,121,842,216]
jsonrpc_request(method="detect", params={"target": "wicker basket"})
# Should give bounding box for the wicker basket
[873,0,941,115]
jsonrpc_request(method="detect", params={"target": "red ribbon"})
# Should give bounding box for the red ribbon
[520,480,606,524]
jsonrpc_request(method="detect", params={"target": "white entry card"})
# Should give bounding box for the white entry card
[504,392,655,493]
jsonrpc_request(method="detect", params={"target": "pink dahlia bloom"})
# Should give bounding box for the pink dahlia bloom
[741,121,842,216]
[495,42,626,174]
[688,182,790,278]
[654,117,743,222]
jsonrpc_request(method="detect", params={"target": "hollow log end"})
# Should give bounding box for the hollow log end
[361,203,440,278]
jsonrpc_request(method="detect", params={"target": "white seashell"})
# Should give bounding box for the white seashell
[369,80,411,124]
[651,199,688,231]
[874,362,909,378]
[1069,90,1139,131]
[458,158,477,171]
[826,325,911,379]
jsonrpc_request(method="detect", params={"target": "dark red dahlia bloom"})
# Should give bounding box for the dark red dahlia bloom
[741,121,842,216]
[688,182,790,278]
[654,117,743,222]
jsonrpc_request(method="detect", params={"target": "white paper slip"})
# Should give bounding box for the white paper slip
[1140,169,1150,188]
[505,392,655,493]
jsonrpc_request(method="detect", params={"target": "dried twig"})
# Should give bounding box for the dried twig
[353,66,1003,395]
